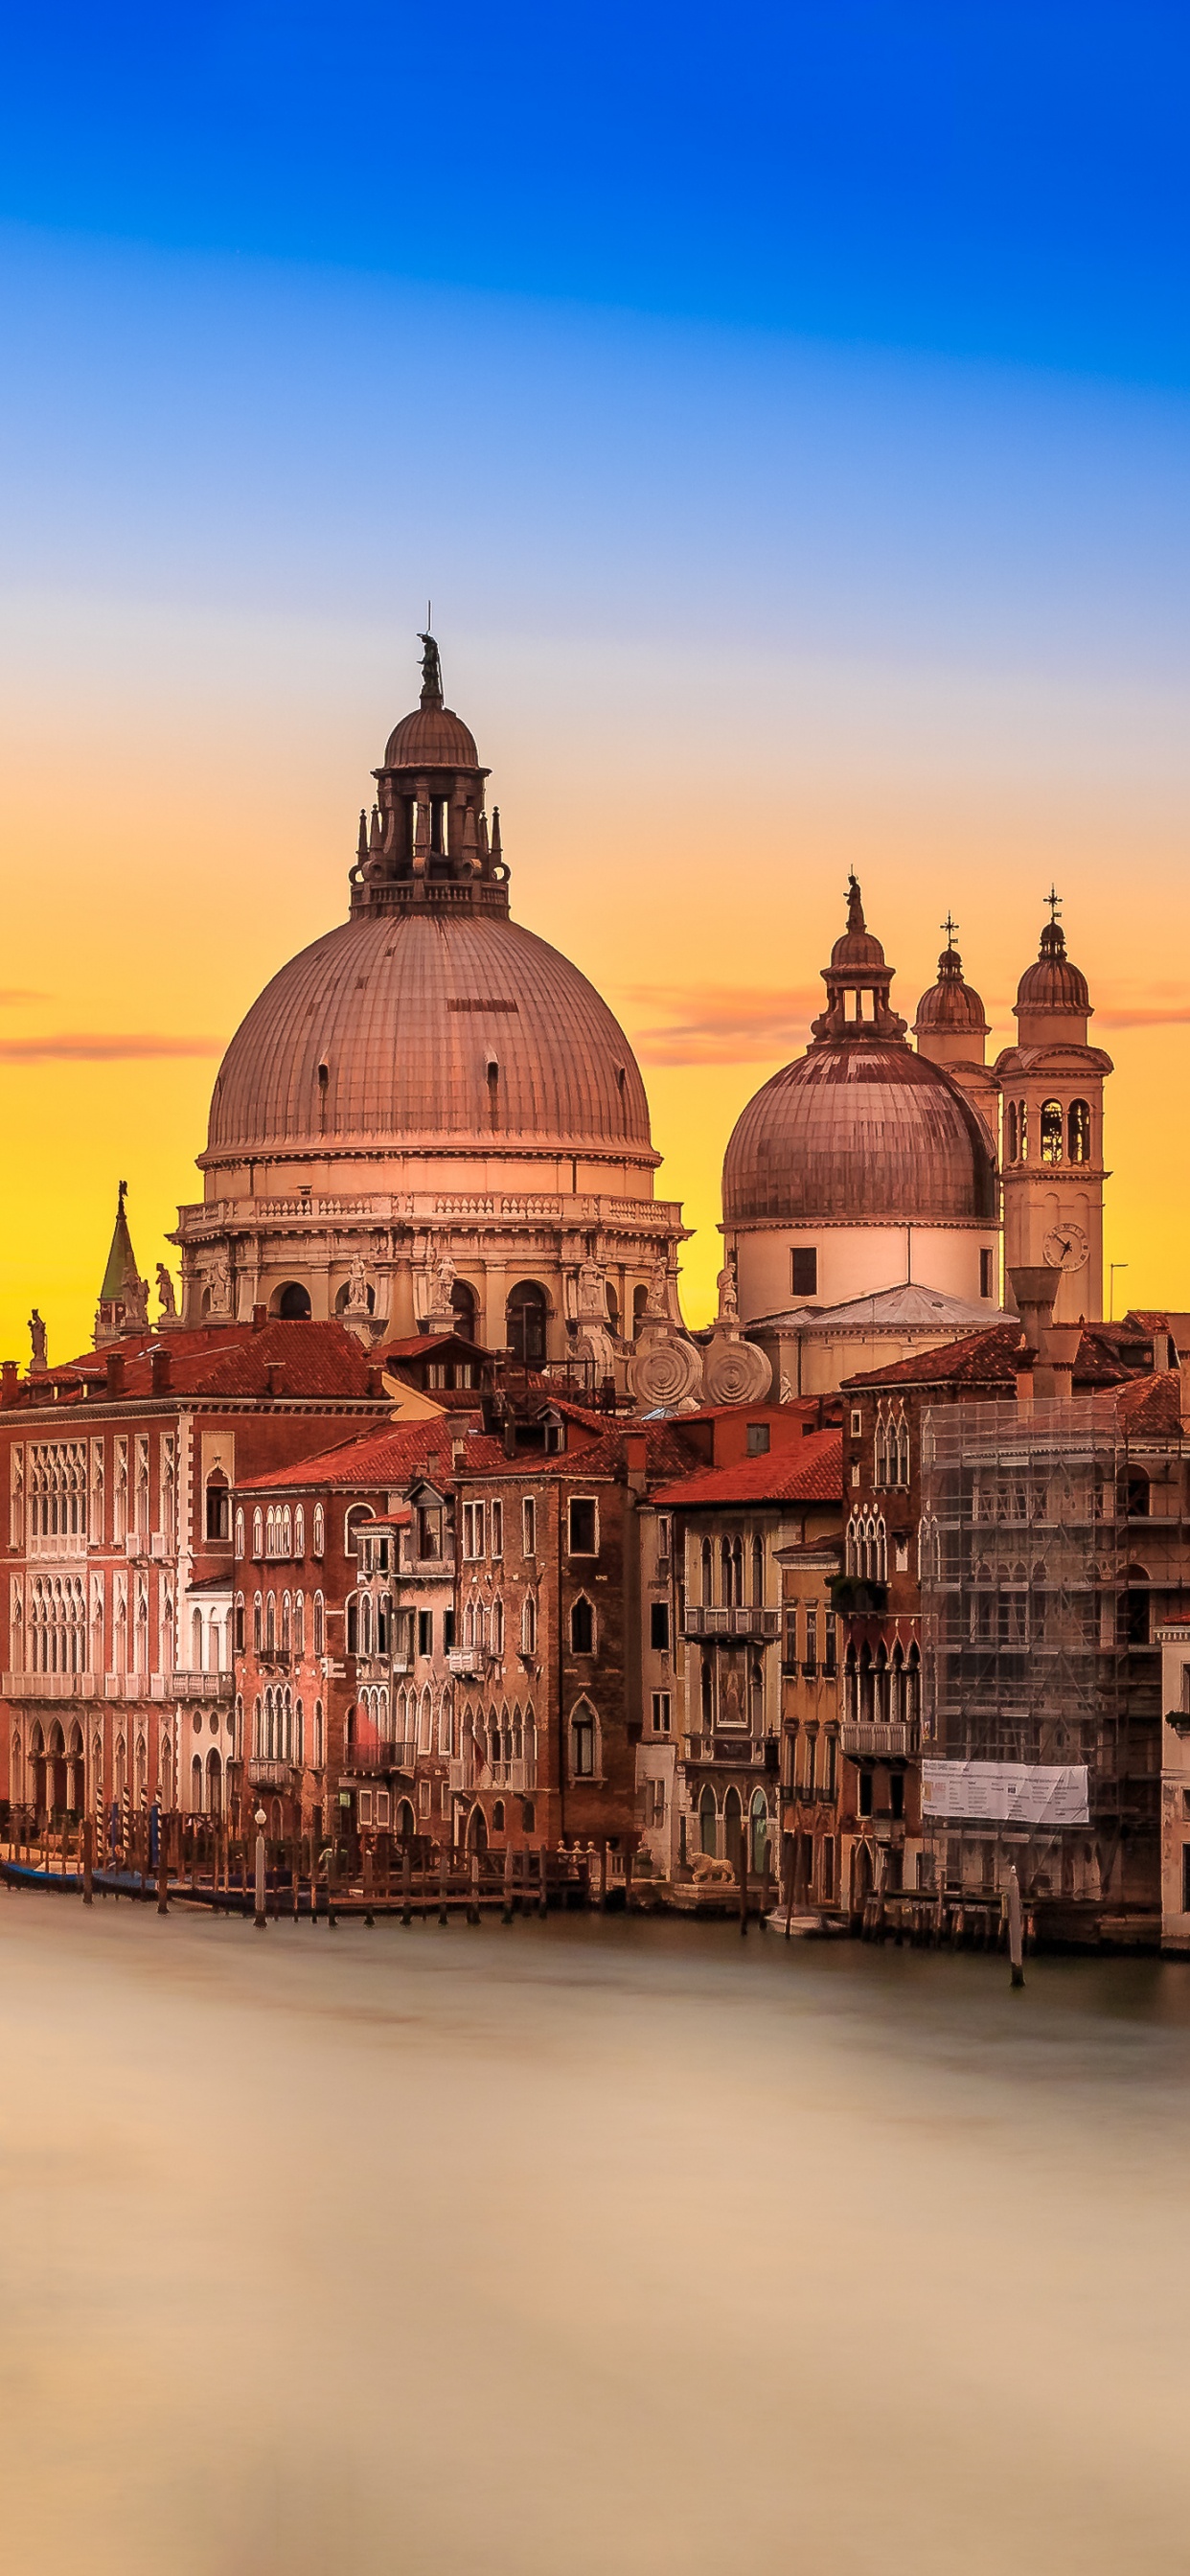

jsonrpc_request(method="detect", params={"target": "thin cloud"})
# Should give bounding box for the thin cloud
[0,1032,224,1063]
[623,983,821,1067]
[1093,988,1190,1029]
[0,989,50,1005]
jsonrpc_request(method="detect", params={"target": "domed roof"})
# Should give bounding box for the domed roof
[723,1042,997,1225]
[1016,919,1090,1017]
[914,944,989,1036]
[203,908,652,1165]
[382,702,481,770]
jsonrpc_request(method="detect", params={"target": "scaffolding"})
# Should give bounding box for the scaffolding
[920,1394,1179,1926]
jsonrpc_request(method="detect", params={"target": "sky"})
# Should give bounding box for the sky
[1,1,1188,1353]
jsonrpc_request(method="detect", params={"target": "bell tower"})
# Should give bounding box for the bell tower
[994,894,1112,1323]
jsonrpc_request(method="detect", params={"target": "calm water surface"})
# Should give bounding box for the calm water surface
[2,1898,1188,2575]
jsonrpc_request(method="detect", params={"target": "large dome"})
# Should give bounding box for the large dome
[723,1042,997,1225]
[203,907,652,1165]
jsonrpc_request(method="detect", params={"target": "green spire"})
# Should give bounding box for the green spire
[100,1179,138,1303]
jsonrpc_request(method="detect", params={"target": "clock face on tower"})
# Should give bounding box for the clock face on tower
[1042,1221,1089,1272]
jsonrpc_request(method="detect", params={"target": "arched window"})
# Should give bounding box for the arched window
[701,1537,714,1605]
[570,1700,597,1778]
[273,1282,311,1320]
[281,1592,292,1654]
[252,1592,263,1652]
[1007,1101,1018,1163]
[632,1284,649,1339]
[722,1536,744,1606]
[294,1591,306,1654]
[699,1784,718,1856]
[521,1594,538,1655]
[314,1698,324,1767]
[282,1507,292,1557]
[294,1506,306,1557]
[312,1506,325,1558]
[506,1280,547,1368]
[570,1597,594,1654]
[360,1593,373,1656]
[749,1790,769,1876]
[699,1656,714,1728]
[1041,1100,1064,1163]
[748,1657,764,1731]
[1068,1098,1091,1163]
[265,1593,276,1653]
[205,1473,230,1542]
[313,1593,325,1657]
[234,1508,244,1559]
[751,1536,765,1607]
[344,1505,371,1560]
[450,1278,478,1340]
[251,1508,263,1558]
[1018,1102,1029,1163]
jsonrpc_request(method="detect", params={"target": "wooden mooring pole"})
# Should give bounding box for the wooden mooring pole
[1007,1865,1025,1990]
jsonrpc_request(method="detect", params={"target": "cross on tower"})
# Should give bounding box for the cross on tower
[941,911,959,952]
[1045,885,1062,925]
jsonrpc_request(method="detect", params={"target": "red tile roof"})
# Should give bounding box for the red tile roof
[841,1321,1147,1394]
[1115,1370,1182,1434]
[650,1427,843,1510]
[460,1419,703,1487]
[13,1322,387,1407]
[240,1418,506,1493]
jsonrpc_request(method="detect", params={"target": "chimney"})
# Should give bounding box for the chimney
[265,1361,285,1398]
[366,1365,385,1397]
[1007,1266,1060,1364]
[1,1361,19,1407]
[624,1432,649,1486]
[252,1304,267,1331]
[105,1350,125,1397]
[1154,1327,1174,1374]
[149,1346,172,1396]
[1036,1321,1081,1405]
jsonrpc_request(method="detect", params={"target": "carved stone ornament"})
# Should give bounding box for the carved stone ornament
[155,1262,177,1319]
[702,1331,772,1407]
[627,1322,703,1412]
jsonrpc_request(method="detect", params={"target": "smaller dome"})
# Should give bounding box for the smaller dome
[382,703,480,770]
[915,947,989,1036]
[1016,920,1090,1017]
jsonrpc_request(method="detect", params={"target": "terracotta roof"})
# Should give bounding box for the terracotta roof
[1115,1370,1182,1434]
[241,1418,505,1494]
[650,1428,843,1510]
[379,1332,485,1362]
[462,1419,702,1487]
[10,1321,387,1408]
[842,1321,1146,1395]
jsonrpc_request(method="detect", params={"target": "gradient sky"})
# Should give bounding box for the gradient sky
[2,3,1189,1355]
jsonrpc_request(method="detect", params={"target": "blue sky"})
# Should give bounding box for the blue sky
[2,3,1189,1350]
[3,2,1188,381]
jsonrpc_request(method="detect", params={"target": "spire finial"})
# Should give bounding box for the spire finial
[1045,885,1062,926]
[942,910,959,952]
[118,1178,127,1215]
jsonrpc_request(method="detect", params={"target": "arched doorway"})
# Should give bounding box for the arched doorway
[30,1721,45,1817]
[724,1785,744,1877]
[272,1281,311,1321]
[749,1790,769,1877]
[395,1799,415,1843]
[207,1749,222,1818]
[506,1280,547,1368]
[46,1721,68,1817]
[467,1804,489,1855]
[698,1785,718,1856]
[851,1841,874,1913]
[66,1722,83,1815]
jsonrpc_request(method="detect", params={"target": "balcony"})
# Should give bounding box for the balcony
[168,1671,231,1699]
[247,1758,298,1788]
[840,1721,919,1760]
[340,1738,417,1777]
[683,1606,780,1643]
[447,1649,491,1677]
[1,1670,177,1702]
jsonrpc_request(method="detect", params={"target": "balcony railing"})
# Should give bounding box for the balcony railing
[169,1671,231,1698]
[683,1606,780,1643]
[340,1739,417,1777]
[1,1670,182,1702]
[840,1721,920,1760]
[247,1758,298,1787]
[447,1649,492,1677]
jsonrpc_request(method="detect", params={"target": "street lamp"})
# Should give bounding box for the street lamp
[1109,1262,1129,1322]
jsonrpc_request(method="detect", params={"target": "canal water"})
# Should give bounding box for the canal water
[1,1903,1188,2575]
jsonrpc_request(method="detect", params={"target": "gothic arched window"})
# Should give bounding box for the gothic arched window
[1068,1098,1091,1163]
[1041,1100,1064,1163]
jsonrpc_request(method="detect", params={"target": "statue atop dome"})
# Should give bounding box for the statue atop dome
[417,628,444,708]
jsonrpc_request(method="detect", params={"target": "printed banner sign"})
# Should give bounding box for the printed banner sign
[921,1760,1089,1827]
